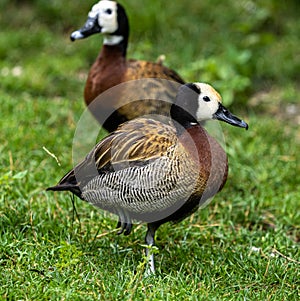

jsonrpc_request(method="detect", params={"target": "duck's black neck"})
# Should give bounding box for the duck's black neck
[103,35,128,57]
[118,37,128,57]
[170,104,199,134]
[171,84,200,134]
[110,3,129,57]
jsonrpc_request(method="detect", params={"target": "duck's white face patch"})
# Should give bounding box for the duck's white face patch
[194,83,222,121]
[90,1,118,34]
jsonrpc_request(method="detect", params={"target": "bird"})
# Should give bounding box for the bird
[47,82,248,273]
[70,0,185,132]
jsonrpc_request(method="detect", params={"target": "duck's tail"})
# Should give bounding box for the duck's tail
[46,183,82,199]
[46,169,83,199]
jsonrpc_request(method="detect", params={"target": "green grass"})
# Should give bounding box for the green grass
[1,1,299,300]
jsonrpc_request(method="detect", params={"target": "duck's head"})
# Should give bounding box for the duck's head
[171,83,248,130]
[70,1,129,45]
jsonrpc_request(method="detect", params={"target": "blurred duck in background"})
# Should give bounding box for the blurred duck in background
[71,0,185,132]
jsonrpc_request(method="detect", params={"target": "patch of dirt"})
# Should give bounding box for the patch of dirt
[248,85,300,144]
[249,86,300,124]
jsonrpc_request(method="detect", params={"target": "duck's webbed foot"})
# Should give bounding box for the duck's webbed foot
[116,220,132,235]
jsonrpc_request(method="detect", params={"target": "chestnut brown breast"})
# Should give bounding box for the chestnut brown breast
[161,125,228,224]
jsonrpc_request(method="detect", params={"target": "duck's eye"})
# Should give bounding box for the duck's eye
[105,8,112,14]
[203,96,211,102]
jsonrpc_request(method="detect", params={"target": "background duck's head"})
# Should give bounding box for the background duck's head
[70,0,129,45]
[171,83,249,131]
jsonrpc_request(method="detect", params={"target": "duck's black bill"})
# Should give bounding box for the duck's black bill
[70,16,102,41]
[213,103,248,130]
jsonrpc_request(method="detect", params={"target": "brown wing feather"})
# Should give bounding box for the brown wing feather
[125,60,185,83]
[94,118,176,171]
[49,118,177,197]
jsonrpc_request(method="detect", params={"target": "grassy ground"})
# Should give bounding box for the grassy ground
[1,1,299,300]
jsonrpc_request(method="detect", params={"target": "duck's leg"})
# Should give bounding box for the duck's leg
[145,223,160,274]
[124,222,132,235]
[116,210,132,235]
[116,219,121,230]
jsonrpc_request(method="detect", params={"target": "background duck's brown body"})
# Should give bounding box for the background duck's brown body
[85,45,185,132]
[85,46,184,105]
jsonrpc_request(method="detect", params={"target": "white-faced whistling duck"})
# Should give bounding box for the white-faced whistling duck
[47,82,248,273]
[70,0,185,132]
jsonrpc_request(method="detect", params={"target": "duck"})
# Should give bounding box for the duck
[47,82,248,273]
[70,0,185,132]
